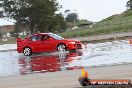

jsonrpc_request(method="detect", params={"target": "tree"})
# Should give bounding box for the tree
[0,30,2,39]
[36,13,66,33]
[65,13,78,22]
[64,9,70,17]
[0,0,66,33]
[127,0,132,10]
[64,10,70,14]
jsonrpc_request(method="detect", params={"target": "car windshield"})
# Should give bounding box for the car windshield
[49,34,64,40]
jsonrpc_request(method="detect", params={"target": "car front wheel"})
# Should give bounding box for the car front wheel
[57,44,66,52]
[23,47,32,56]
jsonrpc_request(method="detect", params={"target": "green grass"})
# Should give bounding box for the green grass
[60,11,132,38]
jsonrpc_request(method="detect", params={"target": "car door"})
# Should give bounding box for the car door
[28,35,43,52]
[40,35,56,51]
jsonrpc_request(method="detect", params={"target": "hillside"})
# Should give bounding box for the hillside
[60,10,132,38]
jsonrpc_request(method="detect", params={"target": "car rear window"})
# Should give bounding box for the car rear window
[30,35,40,41]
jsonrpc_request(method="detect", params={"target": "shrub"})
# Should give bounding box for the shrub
[123,10,132,17]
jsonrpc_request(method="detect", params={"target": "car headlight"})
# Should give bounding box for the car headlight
[69,42,76,44]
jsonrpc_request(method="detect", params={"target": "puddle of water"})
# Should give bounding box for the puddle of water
[68,40,132,67]
[0,51,20,76]
[18,51,83,75]
[0,40,132,76]
[0,51,83,76]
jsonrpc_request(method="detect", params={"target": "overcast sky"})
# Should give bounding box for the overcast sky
[0,0,129,25]
[58,0,129,22]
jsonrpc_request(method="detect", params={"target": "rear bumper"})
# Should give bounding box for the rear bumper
[17,47,23,53]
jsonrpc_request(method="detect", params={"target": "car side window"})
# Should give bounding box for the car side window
[30,35,40,41]
[41,35,50,41]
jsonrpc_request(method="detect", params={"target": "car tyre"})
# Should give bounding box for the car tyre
[57,44,66,52]
[23,47,32,56]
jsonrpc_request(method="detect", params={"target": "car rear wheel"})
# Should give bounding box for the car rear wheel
[57,44,66,52]
[23,47,32,56]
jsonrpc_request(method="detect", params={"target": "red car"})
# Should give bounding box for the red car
[17,33,82,56]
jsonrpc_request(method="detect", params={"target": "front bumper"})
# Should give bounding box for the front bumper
[75,44,82,49]
[67,43,83,50]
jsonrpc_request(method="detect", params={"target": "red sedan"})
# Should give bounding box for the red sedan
[17,33,82,56]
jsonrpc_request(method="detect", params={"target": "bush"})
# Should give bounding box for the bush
[10,31,19,38]
[123,10,132,17]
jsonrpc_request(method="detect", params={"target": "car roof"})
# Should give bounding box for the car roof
[32,33,53,36]
[41,33,53,35]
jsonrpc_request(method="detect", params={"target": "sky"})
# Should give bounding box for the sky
[0,18,15,26]
[58,0,129,22]
[0,0,129,26]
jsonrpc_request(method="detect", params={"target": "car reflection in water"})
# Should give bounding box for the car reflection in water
[19,51,83,75]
